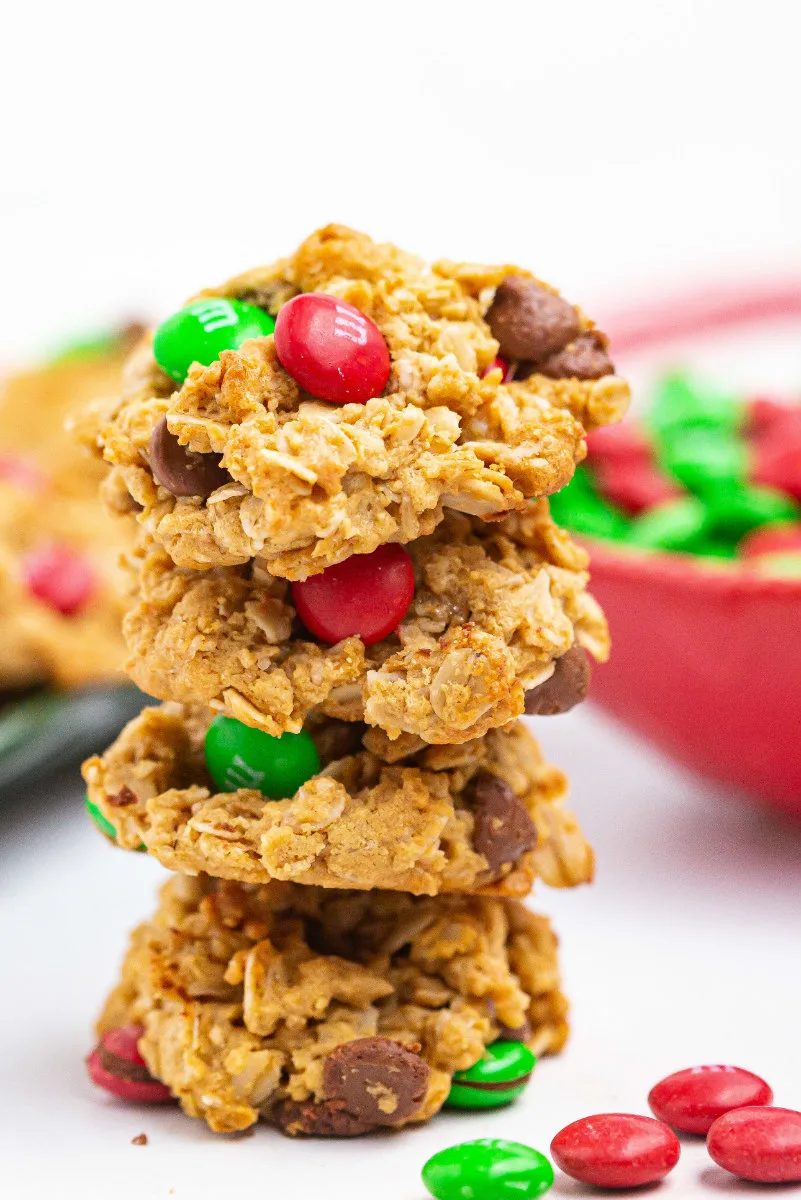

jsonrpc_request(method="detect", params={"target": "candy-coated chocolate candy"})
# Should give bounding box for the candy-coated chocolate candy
[149,417,229,497]
[707,1107,801,1183]
[0,453,46,493]
[626,496,709,552]
[481,355,511,381]
[739,521,801,558]
[548,470,630,542]
[274,293,390,404]
[291,544,414,646]
[22,543,95,615]
[153,298,275,383]
[422,1139,554,1200]
[446,1041,536,1109]
[691,539,739,561]
[550,1113,680,1189]
[751,428,801,501]
[706,484,798,539]
[85,795,117,842]
[86,1024,173,1104]
[594,459,682,516]
[649,1065,773,1134]
[648,372,740,440]
[585,421,652,465]
[745,396,800,438]
[660,429,748,494]
[204,716,320,799]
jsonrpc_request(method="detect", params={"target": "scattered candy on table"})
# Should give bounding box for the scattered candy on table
[22,543,95,616]
[648,1064,773,1134]
[204,715,320,798]
[422,1139,554,1200]
[549,1112,680,1189]
[553,370,801,572]
[274,292,390,404]
[706,1106,801,1183]
[291,544,415,646]
[446,1041,536,1110]
[153,297,276,383]
[86,1025,174,1104]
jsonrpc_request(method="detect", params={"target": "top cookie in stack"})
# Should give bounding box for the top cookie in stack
[84,225,628,896]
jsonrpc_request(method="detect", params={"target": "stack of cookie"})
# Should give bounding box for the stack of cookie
[82,226,629,1137]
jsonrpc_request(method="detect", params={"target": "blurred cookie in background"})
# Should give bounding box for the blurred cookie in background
[0,324,143,691]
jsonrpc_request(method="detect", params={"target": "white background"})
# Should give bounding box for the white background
[2,2,801,1196]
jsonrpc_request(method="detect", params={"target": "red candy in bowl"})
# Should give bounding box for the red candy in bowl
[559,285,801,815]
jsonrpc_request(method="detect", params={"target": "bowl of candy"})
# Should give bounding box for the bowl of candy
[553,289,801,816]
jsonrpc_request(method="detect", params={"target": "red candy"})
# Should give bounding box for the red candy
[751,431,801,502]
[585,421,652,465]
[550,1113,680,1189]
[0,453,46,493]
[739,522,801,559]
[86,1024,173,1104]
[594,459,683,516]
[22,543,95,615]
[292,544,414,646]
[649,1064,773,1134]
[481,356,513,382]
[707,1107,801,1183]
[274,293,390,404]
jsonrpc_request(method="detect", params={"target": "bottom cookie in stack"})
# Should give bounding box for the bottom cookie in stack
[93,873,568,1136]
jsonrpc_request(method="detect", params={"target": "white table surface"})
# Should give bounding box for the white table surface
[2,705,800,1199]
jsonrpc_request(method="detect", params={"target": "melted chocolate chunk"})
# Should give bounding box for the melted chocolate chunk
[323,1037,429,1126]
[486,276,580,363]
[524,645,591,716]
[471,774,537,872]
[149,417,229,498]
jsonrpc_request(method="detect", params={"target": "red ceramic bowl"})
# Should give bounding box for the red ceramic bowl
[585,283,801,816]
[585,542,801,814]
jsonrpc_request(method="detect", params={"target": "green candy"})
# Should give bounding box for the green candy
[446,1041,536,1109]
[660,429,748,494]
[85,795,145,851]
[705,484,799,540]
[548,468,630,542]
[422,1139,554,1200]
[85,795,117,842]
[204,716,320,799]
[648,371,741,441]
[153,298,276,383]
[626,496,710,552]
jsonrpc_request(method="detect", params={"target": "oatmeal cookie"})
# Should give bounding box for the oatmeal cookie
[0,333,138,687]
[95,225,629,577]
[97,872,568,1134]
[82,703,593,896]
[121,501,608,743]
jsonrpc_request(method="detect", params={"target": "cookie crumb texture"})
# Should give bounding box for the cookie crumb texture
[97,225,629,578]
[123,502,607,743]
[97,873,568,1135]
[82,705,593,895]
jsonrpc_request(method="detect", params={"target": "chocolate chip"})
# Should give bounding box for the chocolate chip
[533,331,614,381]
[271,1098,375,1138]
[524,645,591,716]
[96,1045,157,1085]
[107,785,138,808]
[486,276,580,363]
[471,774,537,872]
[323,1038,429,1127]
[495,1019,533,1043]
[149,417,229,498]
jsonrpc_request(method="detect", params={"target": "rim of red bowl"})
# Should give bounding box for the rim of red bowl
[581,279,801,596]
